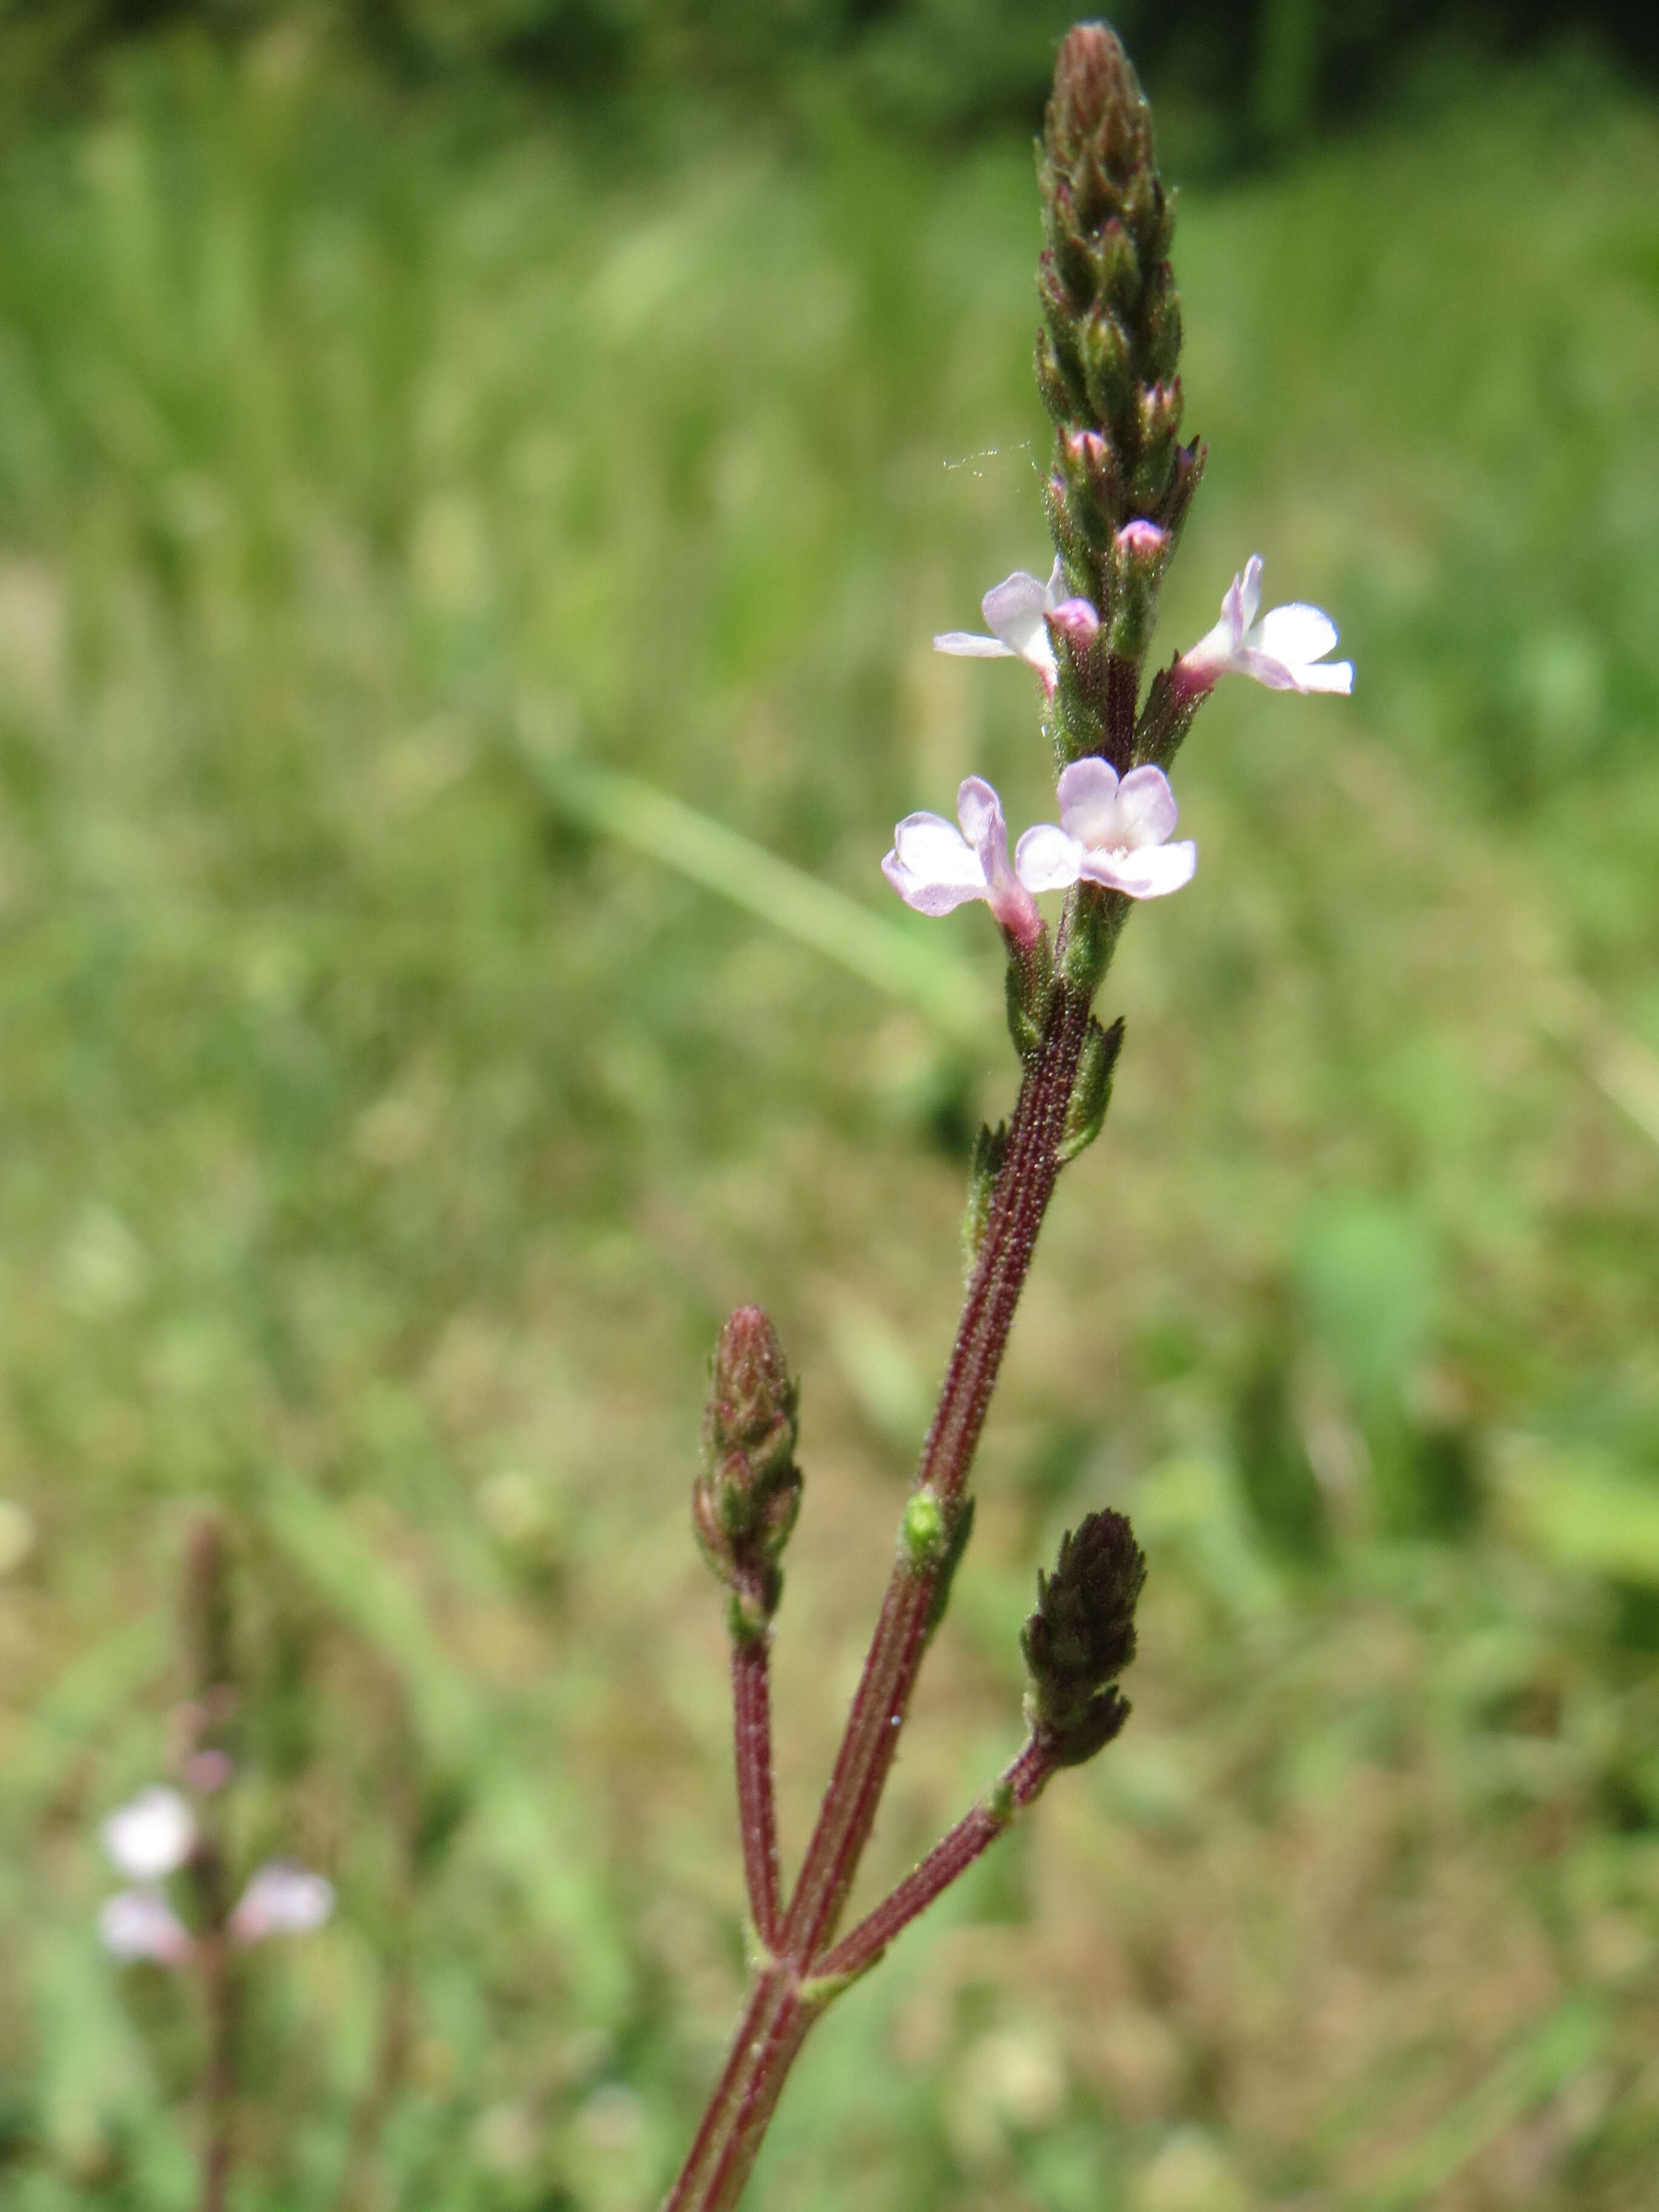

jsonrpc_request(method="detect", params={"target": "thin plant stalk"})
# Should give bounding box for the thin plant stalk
[196,1914,238,2212]
[665,964,1099,2212]
[732,1632,782,1951]
[665,18,1351,2206]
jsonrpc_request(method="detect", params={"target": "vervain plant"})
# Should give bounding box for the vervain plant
[664,23,1350,2212]
[96,1516,335,2212]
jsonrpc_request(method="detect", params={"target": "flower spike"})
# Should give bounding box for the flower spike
[1016,760,1195,902]
[933,560,1098,699]
[1176,554,1352,699]
[883,776,1047,943]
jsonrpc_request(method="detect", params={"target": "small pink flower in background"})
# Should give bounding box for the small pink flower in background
[1016,760,1196,901]
[102,1785,195,1882]
[229,1860,335,1946]
[1176,554,1352,697]
[883,777,1046,942]
[933,560,1099,697]
[99,1887,193,1968]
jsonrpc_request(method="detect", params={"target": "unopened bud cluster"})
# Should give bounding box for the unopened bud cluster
[1036,25,1203,762]
[693,1307,803,1641]
[1022,1507,1145,1766]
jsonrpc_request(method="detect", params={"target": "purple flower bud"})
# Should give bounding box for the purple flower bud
[1114,519,1168,558]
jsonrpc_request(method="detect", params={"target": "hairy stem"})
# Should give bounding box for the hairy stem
[779,977,1091,1964]
[661,1966,817,2212]
[663,972,1096,2212]
[732,1633,782,1951]
[814,1738,1053,1983]
[1105,652,1139,768]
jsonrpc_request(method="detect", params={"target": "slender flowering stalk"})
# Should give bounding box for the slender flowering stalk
[99,1515,333,2212]
[663,24,1350,2211]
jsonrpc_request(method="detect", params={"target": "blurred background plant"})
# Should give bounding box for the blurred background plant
[0,3,1657,2208]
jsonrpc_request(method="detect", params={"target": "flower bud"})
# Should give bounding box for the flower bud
[1107,519,1171,660]
[1022,1508,1146,1766]
[692,1307,803,1641]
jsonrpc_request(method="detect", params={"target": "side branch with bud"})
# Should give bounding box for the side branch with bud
[664,22,1350,2212]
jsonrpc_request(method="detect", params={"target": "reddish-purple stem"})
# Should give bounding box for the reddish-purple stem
[732,1634,781,1950]
[195,1892,236,2212]
[779,981,1091,1965]
[814,1738,1054,1983]
[662,974,1098,2212]
[1105,652,1139,766]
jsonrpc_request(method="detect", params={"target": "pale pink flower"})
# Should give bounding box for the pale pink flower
[933,560,1099,697]
[883,777,1047,942]
[1015,760,1196,901]
[101,1785,196,1882]
[99,1887,193,1968]
[1176,554,1352,697]
[229,1860,334,1946]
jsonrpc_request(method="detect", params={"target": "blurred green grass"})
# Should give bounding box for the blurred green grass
[0,29,1657,2211]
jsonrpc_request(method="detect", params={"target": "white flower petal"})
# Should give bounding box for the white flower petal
[102,1786,195,1882]
[1013,823,1084,893]
[1173,614,1235,686]
[1080,839,1197,900]
[1255,602,1338,666]
[1235,646,1308,692]
[954,776,1006,857]
[882,853,987,917]
[891,812,986,888]
[1293,657,1353,695]
[1236,554,1264,632]
[980,568,1051,651]
[230,1861,334,1945]
[1054,757,1123,847]
[100,1888,192,1967]
[1113,765,1179,850]
[933,630,1016,659]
